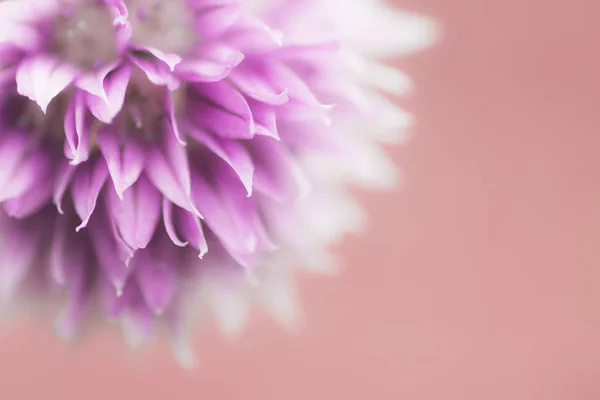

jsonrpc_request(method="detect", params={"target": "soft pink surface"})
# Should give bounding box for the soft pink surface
[1,0,599,399]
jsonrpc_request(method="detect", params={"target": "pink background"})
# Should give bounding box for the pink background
[1,0,599,399]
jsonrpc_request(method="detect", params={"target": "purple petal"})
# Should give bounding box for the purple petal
[134,250,176,315]
[174,207,208,258]
[192,4,241,39]
[109,175,161,250]
[97,128,144,199]
[0,223,42,299]
[146,126,201,216]
[89,218,131,295]
[162,199,188,248]
[188,81,254,139]
[86,63,132,123]
[64,90,90,165]
[53,161,76,214]
[0,148,50,203]
[247,98,279,139]
[165,92,186,145]
[177,44,244,82]
[129,53,180,90]
[189,166,257,265]
[249,136,312,202]
[3,172,53,218]
[54,259,87,340]
[75,60,120,101]
[187,125,254,195]
[229,62,289,105]
[72,157,109,231]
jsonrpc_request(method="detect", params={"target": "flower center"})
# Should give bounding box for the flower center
[51,4,118,70]
[128,0,195,55]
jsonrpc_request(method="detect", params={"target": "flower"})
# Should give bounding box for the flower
[0,0,436,366]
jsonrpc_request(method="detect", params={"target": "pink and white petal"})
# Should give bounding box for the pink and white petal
[221,15,283,54]
[175,59,232,83]
[16,55,78,113]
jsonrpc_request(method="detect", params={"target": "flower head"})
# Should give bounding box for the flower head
[0,0,436,366]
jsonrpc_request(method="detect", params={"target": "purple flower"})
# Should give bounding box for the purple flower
[0,0,436,365]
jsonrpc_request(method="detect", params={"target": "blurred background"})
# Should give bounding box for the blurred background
[1,0,599,398]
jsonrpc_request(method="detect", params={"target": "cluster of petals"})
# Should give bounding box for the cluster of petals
[0,0,436,364]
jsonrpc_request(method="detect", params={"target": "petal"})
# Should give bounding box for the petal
[249,136,311,202]
[165,91,185,145]
[192,4,241,39]
[129,53,180,90]
[3,172,53,218]
[162,199,188,247]
[86,63,132,123]
[229,62,289,106]
[187,125,254,195]
[71,157,109,231]
[145,126,200,216]
[136,46,182,71]
[16,55,77,113]
[203,277,249,338]
[97,128,144,199]
[0,148,50,203]
[110,175,161,250]
[54,259,87,340]
[0,223,42,299]
[175,59,232,83]
[75,60,120,101]
[134,249,176,315]
[247,98,279,139]
[176,44,243,82]
[89,218,131,294]
[187,81,254,139]
[190,166,257,265]
[221,15,283,54]
[64,90,91,165]
[174,207,208,258]
[53,162,76,214]
[0,132,29,197]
